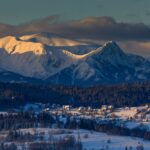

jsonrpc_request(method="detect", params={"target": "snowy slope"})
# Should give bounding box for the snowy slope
[0,70,41,83]
[48,41,150,86]
[20,32,100,54]
[0,34,149,85]
[0,35,87,79]
[17,128,150,150]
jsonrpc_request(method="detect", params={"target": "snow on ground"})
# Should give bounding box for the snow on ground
[125,121,140,129]
[78,130,149,150]
[18,128,150,150]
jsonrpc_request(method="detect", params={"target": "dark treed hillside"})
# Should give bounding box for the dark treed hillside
[51,82,150,107]
[0,82,149,109]
[0,83,71,110]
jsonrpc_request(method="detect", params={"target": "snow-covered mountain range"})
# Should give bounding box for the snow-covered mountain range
[0,33,149,86]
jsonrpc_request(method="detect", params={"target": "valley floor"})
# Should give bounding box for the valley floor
[1,128,150,150]
[1,104,150,149]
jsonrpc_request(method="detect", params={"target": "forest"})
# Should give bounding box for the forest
[0,82,149,109]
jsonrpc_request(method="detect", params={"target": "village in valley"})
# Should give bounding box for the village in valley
[0,103,149,150]
[23,103,150,129]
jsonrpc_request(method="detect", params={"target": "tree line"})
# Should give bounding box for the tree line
[0,82,149,109]
[0,112,150,141]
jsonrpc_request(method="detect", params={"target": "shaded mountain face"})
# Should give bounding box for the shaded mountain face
[48,41,150,86]
[0,33,149,86]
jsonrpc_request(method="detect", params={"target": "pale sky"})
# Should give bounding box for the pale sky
[0,0,149,25]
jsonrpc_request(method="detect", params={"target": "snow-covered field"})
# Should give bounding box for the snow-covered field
[19,128,150,150]
[80,130,148,150]
[1,104,150,149]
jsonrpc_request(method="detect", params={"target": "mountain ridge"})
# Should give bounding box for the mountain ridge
[0,33,149,86]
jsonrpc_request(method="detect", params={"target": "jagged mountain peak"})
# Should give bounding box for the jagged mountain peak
[89,41,127,66]
[100,41,125,56]
[104,40,118,47]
